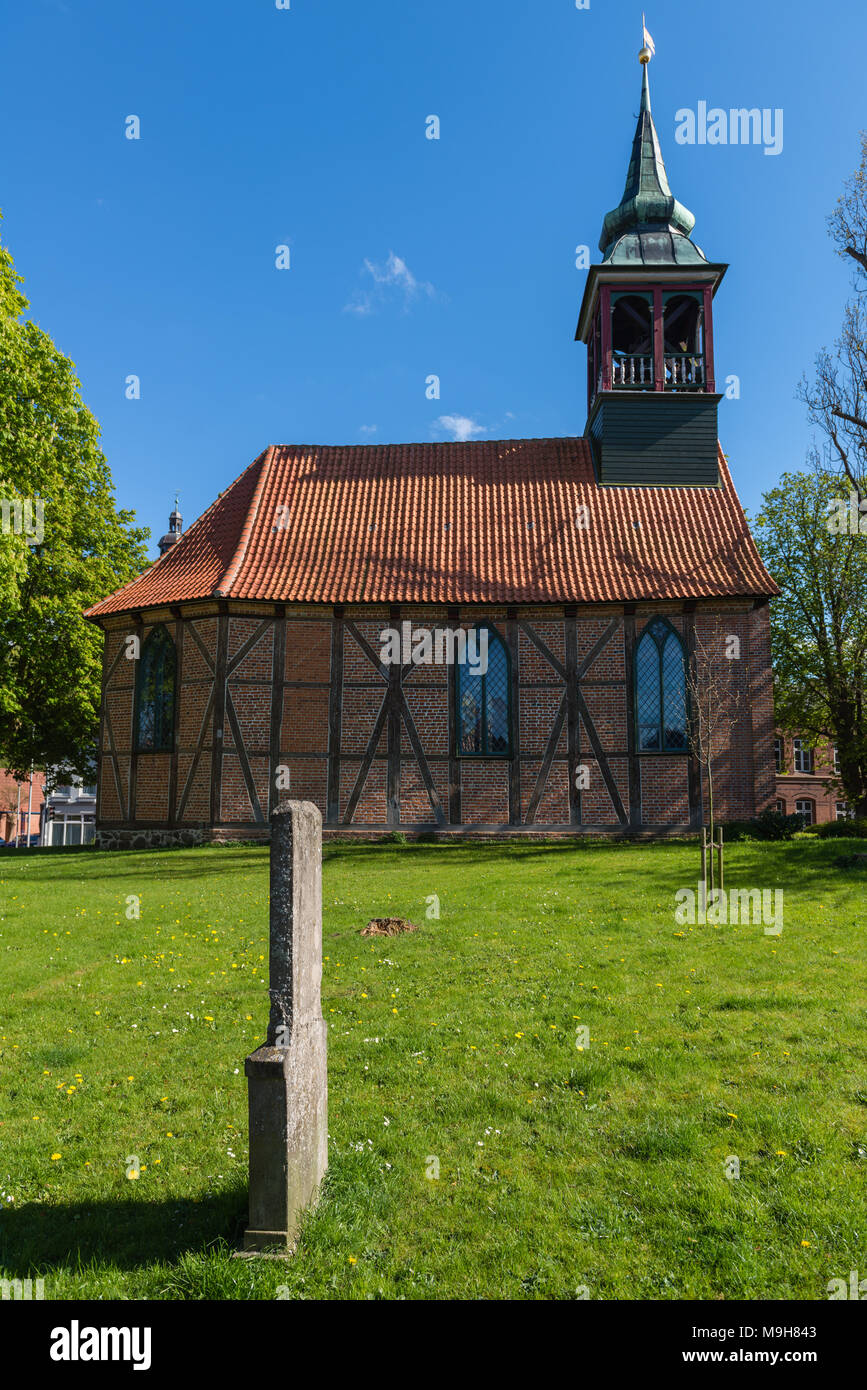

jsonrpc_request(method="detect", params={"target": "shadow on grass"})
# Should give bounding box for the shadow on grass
[4,849,268,885]
[0,1187,248,1276]
[10,835,863,897]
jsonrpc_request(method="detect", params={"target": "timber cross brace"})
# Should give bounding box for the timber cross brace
[92,598,771,843]
[329,610,643,831]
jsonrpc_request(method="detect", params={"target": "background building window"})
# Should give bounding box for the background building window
[47,815,96,847]
[776,799,786,814]
[795,798,814,825]
[774,737,784,773]
[457,626,510,757]
[635,619,687,753]
[135,626,177,752]
[793,739,813,775]
[836,802,854,821]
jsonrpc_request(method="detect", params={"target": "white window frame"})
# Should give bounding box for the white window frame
[49,814,96,846]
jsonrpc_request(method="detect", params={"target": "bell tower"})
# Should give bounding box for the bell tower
[157,496,183,557]
[576,40,727,486]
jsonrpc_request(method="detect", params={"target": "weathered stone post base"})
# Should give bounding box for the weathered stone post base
[243,1020,328,1254]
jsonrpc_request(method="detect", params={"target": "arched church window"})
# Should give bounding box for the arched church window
[135,625,177,752]
[635,619,687,752]
[457,625,511,757]
[611,292,654,389]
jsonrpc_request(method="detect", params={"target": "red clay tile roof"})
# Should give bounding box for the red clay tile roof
[84,438,777,617]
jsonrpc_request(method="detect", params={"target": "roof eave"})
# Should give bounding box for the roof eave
[575,261,729,343]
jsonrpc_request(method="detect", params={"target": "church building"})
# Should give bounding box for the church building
[85,48,777,846]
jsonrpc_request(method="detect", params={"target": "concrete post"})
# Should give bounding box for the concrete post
[242,801,327,1254]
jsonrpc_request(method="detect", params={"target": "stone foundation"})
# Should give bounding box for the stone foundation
[96,825,275,850]
[96,827,207,851]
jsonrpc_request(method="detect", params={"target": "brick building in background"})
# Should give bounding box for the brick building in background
[0,768,45,844]
[774,734,852,825]
[85,51,778,846]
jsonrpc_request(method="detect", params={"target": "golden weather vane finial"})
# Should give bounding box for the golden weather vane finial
[640,13,656,65]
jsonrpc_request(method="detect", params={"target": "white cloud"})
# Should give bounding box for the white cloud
[359,424,378,436]
[435,415,487,443]
[344,251,435,315]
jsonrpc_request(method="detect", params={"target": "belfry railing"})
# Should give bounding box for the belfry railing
[603,353,708,395]
[664,354,705,388]
[612,354,654,388]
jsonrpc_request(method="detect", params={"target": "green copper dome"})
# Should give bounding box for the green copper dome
[599,63,704,265]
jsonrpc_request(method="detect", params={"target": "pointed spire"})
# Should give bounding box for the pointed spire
[599,51,700,263]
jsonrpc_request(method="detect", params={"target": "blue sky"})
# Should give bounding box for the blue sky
[2,0,865,552]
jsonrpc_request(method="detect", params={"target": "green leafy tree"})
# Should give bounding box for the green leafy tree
[0,221,149,780]
[754,461,867,815]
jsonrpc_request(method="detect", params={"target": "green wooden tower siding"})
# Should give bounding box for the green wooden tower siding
[588,392,723,487]
[577,58,729,488]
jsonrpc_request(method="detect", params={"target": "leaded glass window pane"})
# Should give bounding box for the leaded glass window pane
[136,627,177,752]
[661,634,687,750]
[459,673,483,754]
[636,633,661,750]
[635,620,687,754]
[485,638,509,753]
[456,626,511,756]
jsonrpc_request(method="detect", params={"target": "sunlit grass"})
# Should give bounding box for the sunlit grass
[0,837,864,1300]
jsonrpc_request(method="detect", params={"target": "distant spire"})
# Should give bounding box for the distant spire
[598,49,700,263]
[158,496,183,557]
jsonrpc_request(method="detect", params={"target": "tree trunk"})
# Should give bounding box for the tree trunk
[707,756,715,893]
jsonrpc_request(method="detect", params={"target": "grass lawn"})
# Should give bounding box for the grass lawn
[0,836,865,1301]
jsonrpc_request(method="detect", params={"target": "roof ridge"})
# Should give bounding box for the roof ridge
[212,446,275,598]
[270,436,581,452]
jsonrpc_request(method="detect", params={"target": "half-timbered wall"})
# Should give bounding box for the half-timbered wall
[95,598,775,844]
